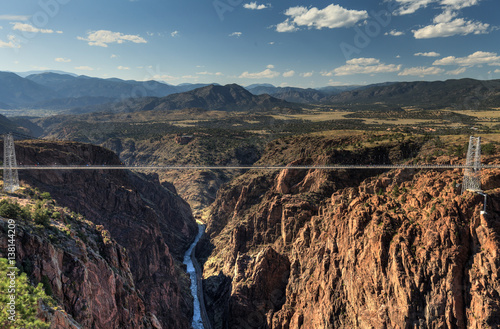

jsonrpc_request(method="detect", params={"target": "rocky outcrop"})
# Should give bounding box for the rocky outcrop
[0,217,154,328]
[199,136,500,328]
[10,141,198,329]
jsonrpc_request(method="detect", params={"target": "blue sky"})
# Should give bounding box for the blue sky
[0,0,499,87]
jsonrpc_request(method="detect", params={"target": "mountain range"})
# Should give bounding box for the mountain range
[0,71,217,110]
[1,70,500,112]
[71,83,295,114]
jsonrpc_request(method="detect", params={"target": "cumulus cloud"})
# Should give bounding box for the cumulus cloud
[243,2,270,10]
[393,0,435,15]
[495,69,500,74]
[118,66,130,70]
[276,4,368,32]
[393,0,480,15]
[11,22,62,34]
[301,72,314,77]
[111,54,118,59]
[55,57,71,63]
[229,32,242,37]
[0,38,17,48]
[239,68,280,79]
[75,66,94,71]
[171,30,179,37]
[266,64,275,69]
[283,70,295,77]
[412,17,489,38]
[415,51,441,57]
[396,0,490,38]
[385,30,405,36]
[78,30,147,47]
[433,51,500,66]
[332,58,401,76]
[441,0,480,10]
[398,66,445,76]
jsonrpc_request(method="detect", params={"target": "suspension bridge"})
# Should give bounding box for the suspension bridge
[1,133,493,210]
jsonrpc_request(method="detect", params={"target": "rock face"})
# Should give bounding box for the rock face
[11,141,198,329]
[199,136,500,328]
[0,218,155,328]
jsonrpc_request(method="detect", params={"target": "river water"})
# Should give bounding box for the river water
[183,224,205,329]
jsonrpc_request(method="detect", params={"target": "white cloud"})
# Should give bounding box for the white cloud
[413,17,489,38]
[0,38,17,48]
[447,67,467,75]
[393,0,480,15]
[239,68,280,79]
[415,51,441,57]
[301,71,314,77]
[77,30,147,47]
[75,66,94,71]
[171,30,179,37]
[385,30,405,36]
[229,32,242,37]
[0,15,30,21]
[55,57,71,63]
[11,22,62,34]
[196,71,224,76]
[440,0,480,10]
[118,66,130,70]
[396,55,401,58]
[495,69,500,74]
[393,0,435,15]
[243,2,270,10]
[266,64,275,69]
[268,41,275,45]
[276,20,298,33]
[276,4,368,32]
[283,70,295,77]
[433,51,500,66]
[111,54,118,59]
[398,66,445,76]
[333,58,401,76]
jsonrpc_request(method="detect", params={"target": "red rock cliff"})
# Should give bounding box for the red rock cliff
[8,140,198,329]
[199,136,500,328]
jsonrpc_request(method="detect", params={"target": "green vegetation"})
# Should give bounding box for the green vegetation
[0,258,52,329]
[0,200,30,220]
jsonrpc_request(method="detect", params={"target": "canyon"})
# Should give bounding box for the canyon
[198,135,500,328]
[0,140,198,328]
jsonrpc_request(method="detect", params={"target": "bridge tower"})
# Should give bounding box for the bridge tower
[462,136,487,214]
[3,133,20,192]
[462,136,482,193]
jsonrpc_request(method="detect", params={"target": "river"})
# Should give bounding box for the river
[183,224,206,329]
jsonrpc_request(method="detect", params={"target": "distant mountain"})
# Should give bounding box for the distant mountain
[0,72,58,107]
[13,70,78,78]
[175,83,220,93]
[326,78,500,109]
[74,83,295,114]
[26,72,179,99]
[317,85,362,94]
[248,86,327,103]
[246,83,275,89]
[155,84,293,111]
